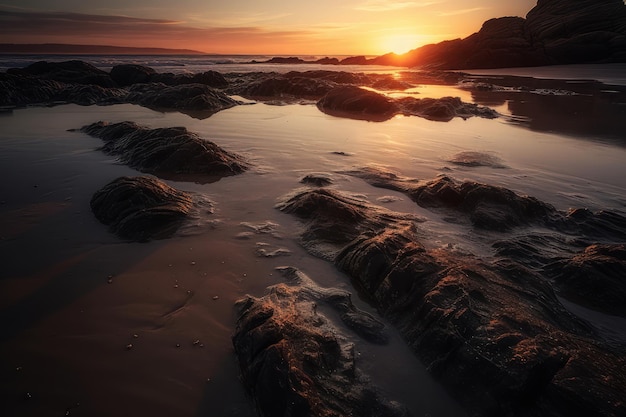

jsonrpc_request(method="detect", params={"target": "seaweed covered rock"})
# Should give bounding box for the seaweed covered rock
[233,267,406,417]
[91,176,193,241]
[79,121,248,182]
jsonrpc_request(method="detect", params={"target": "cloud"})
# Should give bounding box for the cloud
[0,9,314,52]
[437,7,485,17]
[355,1,424,12]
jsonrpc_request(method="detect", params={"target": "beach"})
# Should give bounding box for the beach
[1,60,626,416]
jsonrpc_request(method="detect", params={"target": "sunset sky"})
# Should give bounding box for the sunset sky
[0,1,538,55]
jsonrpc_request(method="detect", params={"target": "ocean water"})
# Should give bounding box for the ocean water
[0,54,400,75]
[1,55,626,416]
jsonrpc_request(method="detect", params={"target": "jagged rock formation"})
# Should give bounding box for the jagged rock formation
[90,176,193,241]
[372,0,626,69]
[79,121,248,182]
[277,171,626,417]
[233,266,408,417]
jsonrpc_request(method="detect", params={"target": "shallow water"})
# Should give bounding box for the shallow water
[1,69,626,416]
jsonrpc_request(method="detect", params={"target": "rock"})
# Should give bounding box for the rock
[398,96,498,122]
[317,86,399,121]
[317,86,496,122]
[152,71,229,88]
[278,183,626,417]
[90,176,193,241]
[525,0,626,64]
[1,63,234,117]
[400,175,554,231]
[237,75,337,100]
[125,83,239,117]
[378,0,626,69]
[339,56,370,65]
[7,60,115,87]
[79,121,248,182]
[300,173,333,187]
[546,244,626,316]
[110,64,156,86]
[233,267,407,417]
[335,226,626,417]
[448,151,507,168]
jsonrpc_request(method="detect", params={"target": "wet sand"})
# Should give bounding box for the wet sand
[1,72,626,416]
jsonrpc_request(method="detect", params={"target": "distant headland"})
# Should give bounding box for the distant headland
[0,43,206,55]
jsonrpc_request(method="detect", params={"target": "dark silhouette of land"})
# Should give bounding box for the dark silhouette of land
[0,43,206,55]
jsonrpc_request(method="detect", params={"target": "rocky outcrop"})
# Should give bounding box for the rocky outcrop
[79,121,248,182]
[277,181,626,417]
[110,64,229,88]
[233,266,408,417]
[525,0,626,64]
[317,86,399,121]
[2,63,236,118]
[125,83,238,116]
[375,0,626,69]
[237,75,337,101]
[6,60,116,87]
[0,72,127,107]
[90,176,193,241]
[109,64,156,86]
[545,244,626,316]
[398,96,498,121]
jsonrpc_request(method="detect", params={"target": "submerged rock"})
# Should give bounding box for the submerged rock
[232,267,407,417]
[91,176,193,241]
[79,121,248,182]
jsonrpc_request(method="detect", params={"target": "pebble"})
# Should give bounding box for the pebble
[125,344,133,350]
[190,261,196,266]
[176,343,181,348]
[212,295,219,300]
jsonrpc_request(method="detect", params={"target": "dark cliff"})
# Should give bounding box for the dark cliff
[374,0,626,69]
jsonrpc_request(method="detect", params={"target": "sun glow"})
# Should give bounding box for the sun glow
[379,34,422,55]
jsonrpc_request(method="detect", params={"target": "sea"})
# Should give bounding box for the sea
[1,54,626,417]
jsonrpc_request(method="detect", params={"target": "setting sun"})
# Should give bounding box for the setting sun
[379,33,423,55]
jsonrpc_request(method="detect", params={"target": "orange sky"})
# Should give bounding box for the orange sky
[0,1,538,55]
